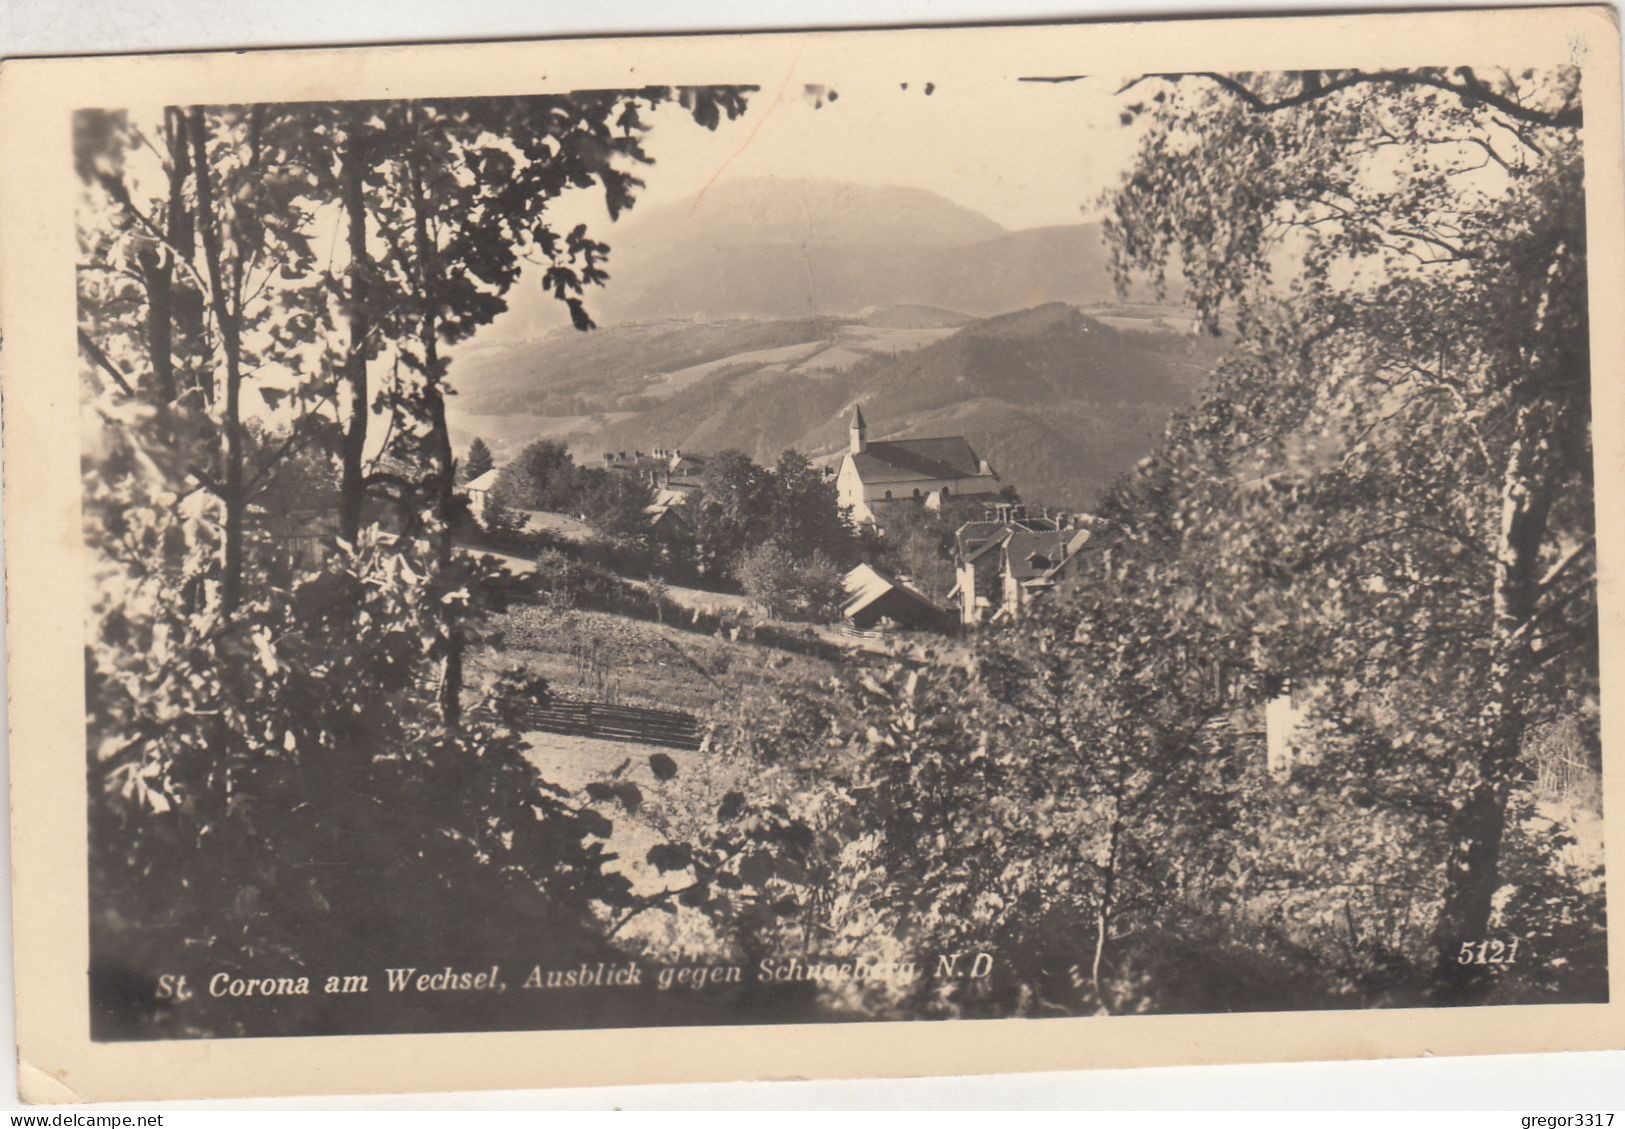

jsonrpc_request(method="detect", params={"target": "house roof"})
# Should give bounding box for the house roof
[954,515,1061,562]
[463,468,500,493]
[1005,530,1070,581]
[1007,527,1093,582]
[849,436,991,485]
[840,562,938,620]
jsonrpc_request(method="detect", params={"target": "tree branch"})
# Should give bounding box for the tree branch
[1140,70,1582,129]
[76,329,136,396]
[1538,536,1595,593]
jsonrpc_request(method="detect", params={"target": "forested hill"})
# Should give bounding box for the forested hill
[449,303,1222,511]
[789,303,1216,508]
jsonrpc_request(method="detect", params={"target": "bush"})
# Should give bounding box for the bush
[86,533,638,1039]
[738,543,845,623]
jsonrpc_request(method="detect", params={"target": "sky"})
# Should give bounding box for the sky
[469,70,1149,344]
[619,70,1146,232]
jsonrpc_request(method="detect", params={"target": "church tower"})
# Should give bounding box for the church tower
[849,404,868,455]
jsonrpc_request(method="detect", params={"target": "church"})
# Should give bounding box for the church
[833,405,1004,526]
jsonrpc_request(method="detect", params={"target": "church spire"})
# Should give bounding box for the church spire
[849,404,868,455]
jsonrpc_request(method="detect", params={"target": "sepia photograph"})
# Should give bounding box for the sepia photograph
[3,2,1622,1103]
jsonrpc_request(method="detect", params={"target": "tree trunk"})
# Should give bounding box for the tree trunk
[136,245,175,404]
[406,152,462,731]
[338,108,371,544]
[187,107,246,613]
[1092,797,1122,1015]
[1430,402,1554,1002]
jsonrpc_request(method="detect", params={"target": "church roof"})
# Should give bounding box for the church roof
[849,436,990,484]
[850,403,867,431]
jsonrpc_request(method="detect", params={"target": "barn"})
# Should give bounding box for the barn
[840,562,946,632]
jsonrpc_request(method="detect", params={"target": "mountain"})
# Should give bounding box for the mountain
[618,178,1009,249]
[449,302,1222,511]
[447,178,1214,509]
[483,178,1137,332]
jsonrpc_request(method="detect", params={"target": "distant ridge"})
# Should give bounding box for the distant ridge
[860,305,972,329]
[617,177,1009,249]
[448,302,1218,509]
[485,178,1135,334]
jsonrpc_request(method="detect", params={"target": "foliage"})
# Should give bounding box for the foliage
[461,437,494,483]
[737,543,846,623]
[766,450,858,565]
[1100,66,1595,999]
[76,86,754,1036]
[492,439,581,512]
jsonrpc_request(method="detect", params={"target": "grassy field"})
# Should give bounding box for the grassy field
[474,603,842,718]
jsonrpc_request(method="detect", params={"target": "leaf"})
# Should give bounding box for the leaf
[611,780,643,813]
[717,790,746,822]
[576,808,613,840]
[645,842,694,873]
[648,752,678,781]
[738,850,775,888]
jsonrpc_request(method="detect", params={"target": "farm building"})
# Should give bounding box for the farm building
[462,467,500,522]
[840,562,946,632]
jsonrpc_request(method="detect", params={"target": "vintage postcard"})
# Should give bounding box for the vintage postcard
[1,4,1621,1104]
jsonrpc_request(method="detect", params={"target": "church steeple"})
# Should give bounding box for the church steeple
[849,404,868,455]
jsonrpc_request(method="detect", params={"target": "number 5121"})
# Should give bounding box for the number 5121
[1457,939,1520,965]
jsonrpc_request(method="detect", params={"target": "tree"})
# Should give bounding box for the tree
[693,449,773,579]
[768,449,857,564]
[576,468,656,552]
[738,544,844,623]
[493,439,580,513]
[1101,67,1592,999]
[76,105,335,612]
[75,87,759,1034]
[868,504,957,602]
[462,437,494,483]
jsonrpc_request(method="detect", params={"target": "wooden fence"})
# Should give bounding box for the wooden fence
[517,699,703,751]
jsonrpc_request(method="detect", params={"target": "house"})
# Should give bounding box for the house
[604,447,708,492]
[834,406,1003,526]
[657,447,708,485]
[840,562,946,632]
[948,506,1092,625]
[462,467,500,522]
[644,486,694,538]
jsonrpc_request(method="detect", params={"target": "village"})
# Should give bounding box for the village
[464,406,1093,634]
[437,401,1322,780]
